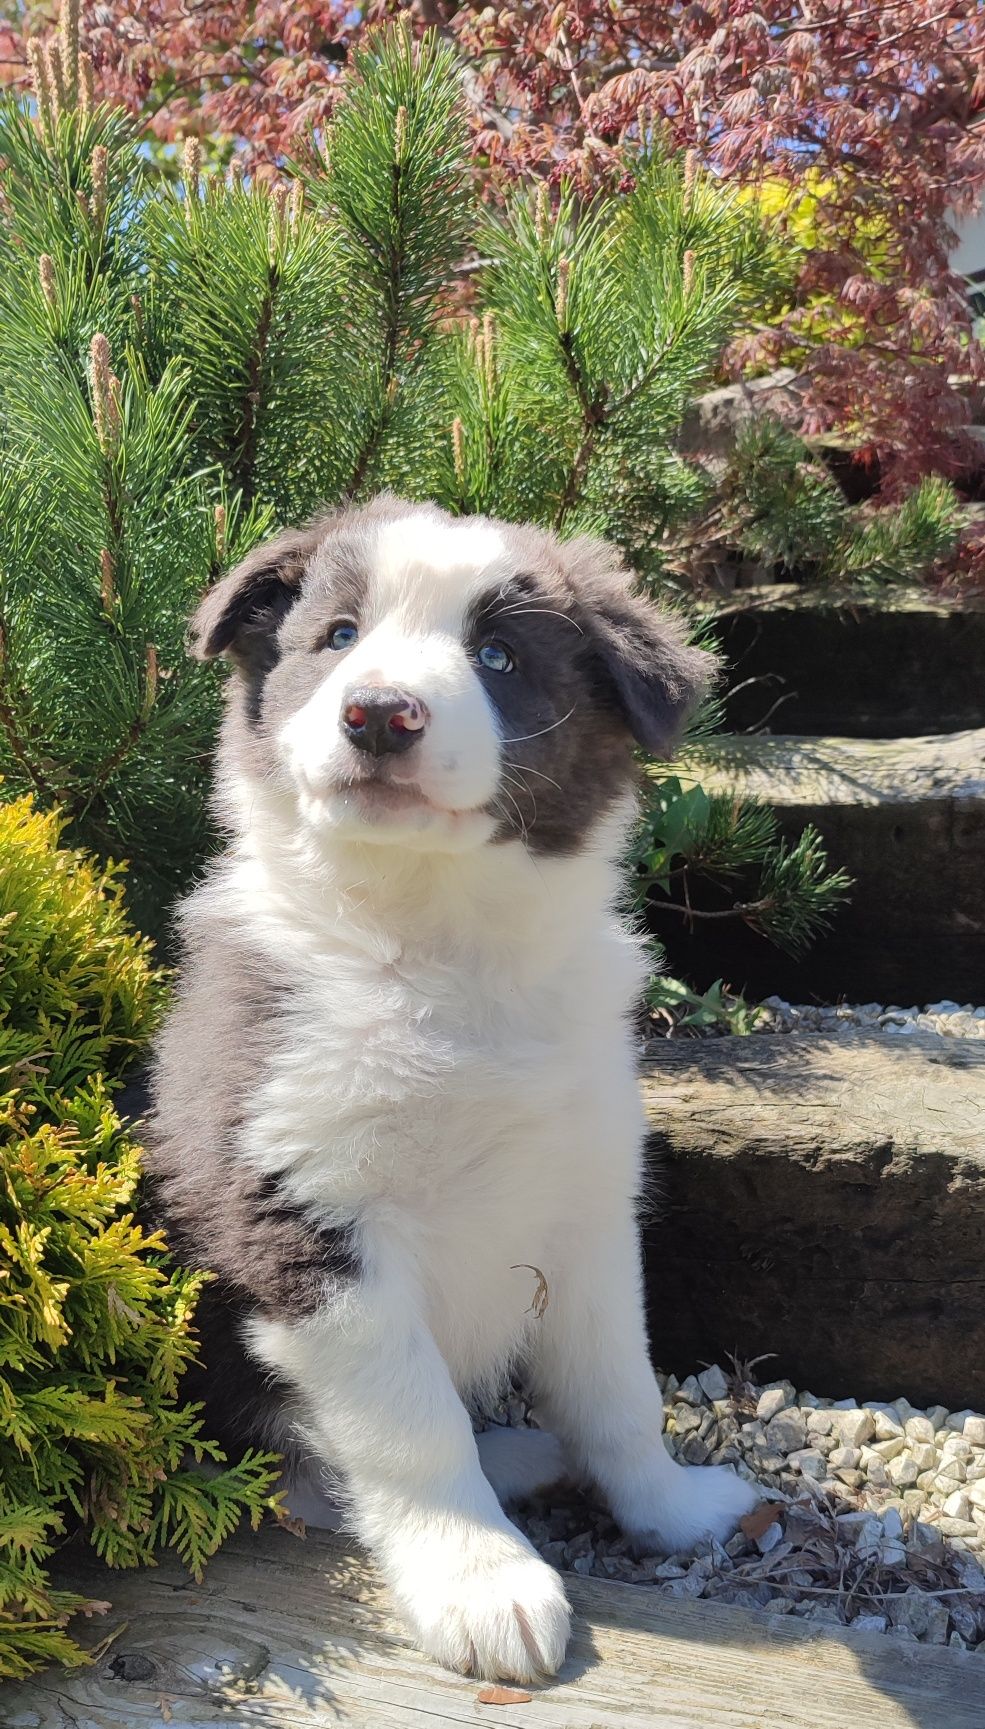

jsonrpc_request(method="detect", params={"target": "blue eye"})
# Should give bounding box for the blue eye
[327,622,358,651]
[475,641,514,674]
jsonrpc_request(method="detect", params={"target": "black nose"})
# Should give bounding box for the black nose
[341,685,428,756]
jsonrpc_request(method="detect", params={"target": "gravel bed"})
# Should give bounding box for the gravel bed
[497,1366,985,1651]
[755,998,985,1038]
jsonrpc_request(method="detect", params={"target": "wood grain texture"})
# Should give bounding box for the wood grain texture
[2,1525,981,1729]
[649,727,985,1004]
[641,1032,985,1408]
[702,585,985,740]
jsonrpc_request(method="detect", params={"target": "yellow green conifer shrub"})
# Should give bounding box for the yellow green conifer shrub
[0,796,278,1680]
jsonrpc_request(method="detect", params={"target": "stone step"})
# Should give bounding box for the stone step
[641,1030,985,1411]
[706,585,985,739]
[649,728,985,1005]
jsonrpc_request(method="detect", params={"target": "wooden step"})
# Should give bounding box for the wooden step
[5,1524,982,1727]
[706,586,985,739]
[641,1030,985,1411]
[649,728,985,1004]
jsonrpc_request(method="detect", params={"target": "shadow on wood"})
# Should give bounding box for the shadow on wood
[1,1525,981,1728]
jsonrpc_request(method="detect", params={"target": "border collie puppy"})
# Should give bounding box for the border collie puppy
[148,495,759,1683]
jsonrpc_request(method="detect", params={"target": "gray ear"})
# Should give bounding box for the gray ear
[565,537,718,758]
[189,525,322,663]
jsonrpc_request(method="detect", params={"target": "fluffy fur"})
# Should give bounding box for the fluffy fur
[147,496,758,1683]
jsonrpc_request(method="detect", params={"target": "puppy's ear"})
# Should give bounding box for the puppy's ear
[189,526,320,663]
[565,537,718,758]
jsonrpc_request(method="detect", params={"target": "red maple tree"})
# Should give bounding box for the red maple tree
[3,1,984,492]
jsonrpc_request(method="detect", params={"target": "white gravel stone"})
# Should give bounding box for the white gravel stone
[787,1448,827,1479]
[697,1365,730,1402]
[871,1435,906,1461]
[887,1454,921,1489]
[805,1410,833,1438]
[946,1409,977,1433]
[964,1416,985,1447]
[756,1386,792,1423]
[830,1408,875,1448]
[942,1491,972,1520]
[904,1415,936,1445]
[872,1408,905,1441]
[765,1409,807,1452]
[853,1614,889,1635]
[909,1441,937,1472]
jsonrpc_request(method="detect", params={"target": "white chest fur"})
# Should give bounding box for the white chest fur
[228,817,646,1389]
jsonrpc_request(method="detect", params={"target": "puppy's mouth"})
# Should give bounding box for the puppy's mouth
[337,776,435,815]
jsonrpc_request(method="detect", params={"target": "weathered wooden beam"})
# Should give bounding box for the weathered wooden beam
[649,728,985,1004]
[4,1524,983,1727]
[641,1031,985,1410]
[706,585,985,739]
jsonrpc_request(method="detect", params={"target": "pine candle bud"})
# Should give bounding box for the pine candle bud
[141,644,158,722]
[290,179,305,231]
[482,311,496,394]
[230,157,246,187]
[78,50,94,116]
[684,149,698,202]
[555,256,570,327]
[183,136,202,218]
[451,417,465,488]
[59,0,80,108]
[39,254,57,309]
[535,182,550,247]
[394,105,408,166]
[213,504,227,561]
[99,548,114,611]
[27,39,55,134]
[91,146,108,229]
[45,39,66,124]
[269,182,288,245]
[89,333,122,455]
[683,249,696,296]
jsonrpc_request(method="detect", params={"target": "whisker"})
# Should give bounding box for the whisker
[508,760,564,796]
[494,785,529,844]
[501,769,538,826]
[485,603,584,634]
[501,705,576,744]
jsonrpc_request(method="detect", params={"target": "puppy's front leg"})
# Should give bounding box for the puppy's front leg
[248,1254,570,1682]
[528,1212,760,1555]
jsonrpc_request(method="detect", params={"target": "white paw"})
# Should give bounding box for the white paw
[391,1526,571,1682]
[620,1463,762,1556]
[476,1426,568,1505]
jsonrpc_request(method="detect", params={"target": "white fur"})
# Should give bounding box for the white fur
[211,519,758,1682]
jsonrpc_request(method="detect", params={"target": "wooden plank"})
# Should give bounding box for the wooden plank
[646,729,985,1004]
[2,1526,981,1729]
[702,584,985,739]
[640,1032,985,1408]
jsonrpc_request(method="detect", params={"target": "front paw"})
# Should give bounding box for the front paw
[390,1525,571,1682]
[621,1463,761,1557]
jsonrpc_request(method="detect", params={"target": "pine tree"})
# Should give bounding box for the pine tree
[0,16,853,996]
[0,795,279,1681]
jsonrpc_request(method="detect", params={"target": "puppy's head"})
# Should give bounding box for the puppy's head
[191,496,714,854]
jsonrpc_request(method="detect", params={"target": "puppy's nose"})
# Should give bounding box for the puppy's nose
[341,686,428,756]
